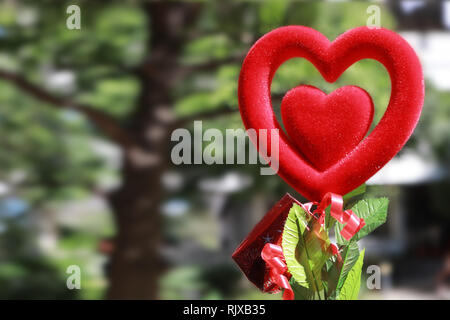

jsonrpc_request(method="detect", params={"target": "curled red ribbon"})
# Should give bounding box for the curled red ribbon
[316,192,365,240]
[296,192,365,241]
[261,243,294,300]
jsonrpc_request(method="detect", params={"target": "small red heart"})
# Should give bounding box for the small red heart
[281,85,374,171]
[238,26,424,201]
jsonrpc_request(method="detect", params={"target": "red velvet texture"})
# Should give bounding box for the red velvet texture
[281,85,374,172]
[238,26,424,201]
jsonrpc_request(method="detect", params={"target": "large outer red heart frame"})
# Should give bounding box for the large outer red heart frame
[238,26,424,201]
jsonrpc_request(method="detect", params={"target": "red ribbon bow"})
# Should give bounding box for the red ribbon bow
[261,243,294,300]
[316,192,365,241]
[296,192,365,241]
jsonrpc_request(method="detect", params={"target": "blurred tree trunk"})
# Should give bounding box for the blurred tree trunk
[106,2,201,299]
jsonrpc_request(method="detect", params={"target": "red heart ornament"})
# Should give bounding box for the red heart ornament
[281,85,374,171]
[238,26,424,201]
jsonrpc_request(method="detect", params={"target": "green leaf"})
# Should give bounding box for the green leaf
[282,204,332,296]
[335,197,389,244]
[336,242,360,293]
[282,204,311,288]
[302,222,332,290]
[322,242,360,299]
[352,198,389,240]
[290,278,315,300]
[338,249,365,300]
[322,256,340,299]
[343,184,366,202]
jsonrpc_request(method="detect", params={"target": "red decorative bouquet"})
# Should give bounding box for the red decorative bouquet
[233,26,424,300]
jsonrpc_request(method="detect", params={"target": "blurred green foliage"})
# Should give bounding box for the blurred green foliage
[0,213,78,299]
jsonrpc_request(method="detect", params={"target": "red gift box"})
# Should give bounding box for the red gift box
[232,193,301,292]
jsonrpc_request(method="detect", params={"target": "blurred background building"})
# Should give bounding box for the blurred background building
[0,0,448,299]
